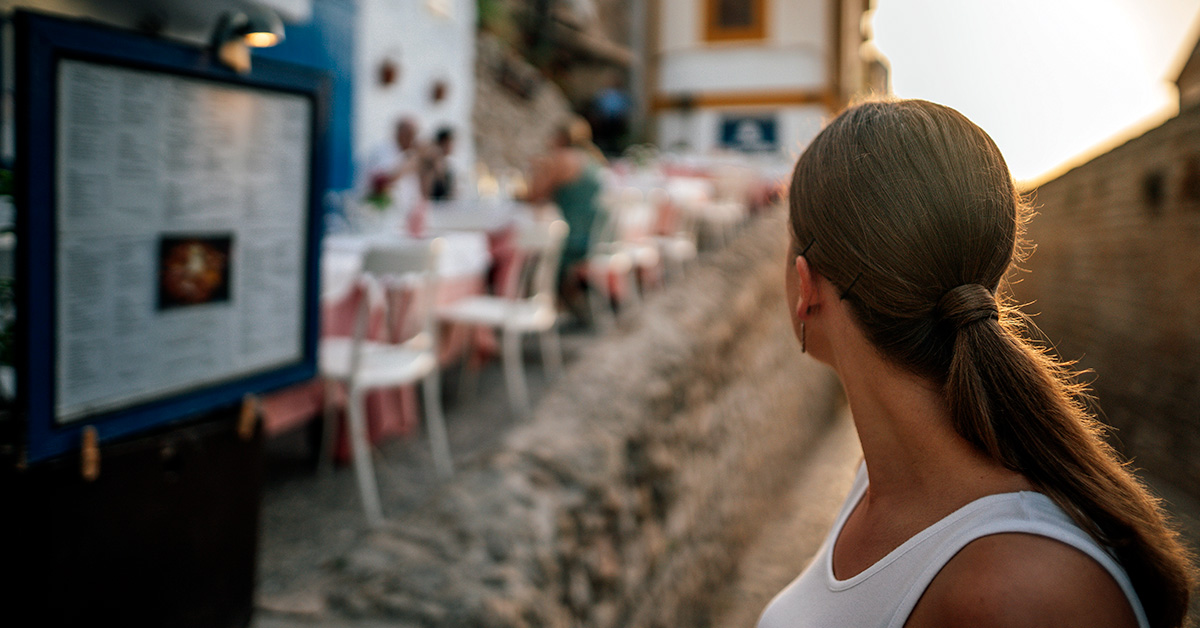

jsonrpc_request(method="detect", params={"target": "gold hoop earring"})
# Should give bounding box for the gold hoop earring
[801,321,806,354]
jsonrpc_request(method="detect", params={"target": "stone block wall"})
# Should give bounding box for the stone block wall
[323,211,843,626]
[473,34,575,176]
[1015,106,1200,494]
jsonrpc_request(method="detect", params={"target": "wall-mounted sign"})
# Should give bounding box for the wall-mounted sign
[720,115,778,152]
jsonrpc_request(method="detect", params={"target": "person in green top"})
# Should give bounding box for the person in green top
[525,116,607,312]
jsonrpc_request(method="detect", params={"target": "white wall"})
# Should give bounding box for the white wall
[658,0,701,51]
[777,103,829,156]
[770,0,825,48]
[354,0,475,191]
[658,47,825,93]
[657,0,828,94]
[656,110,716,153]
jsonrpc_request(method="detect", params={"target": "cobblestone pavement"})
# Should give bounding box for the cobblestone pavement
[253,324,599,626]
[252,324,1200,627]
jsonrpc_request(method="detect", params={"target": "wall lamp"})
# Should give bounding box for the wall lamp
[210,5,286,73]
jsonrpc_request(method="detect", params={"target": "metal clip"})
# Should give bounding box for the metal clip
[81,426,100,482]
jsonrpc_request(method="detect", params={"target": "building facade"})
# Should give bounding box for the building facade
[644,0,887,156]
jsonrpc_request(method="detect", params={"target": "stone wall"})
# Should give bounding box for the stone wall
[322,211,843,626]
[1015,106,1200,495]
[473,33,575,176]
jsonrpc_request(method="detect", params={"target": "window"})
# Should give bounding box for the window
[704,0,767,42]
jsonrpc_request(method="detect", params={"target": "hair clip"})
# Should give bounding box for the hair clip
[841,271,862,300]
[799,238,816,257]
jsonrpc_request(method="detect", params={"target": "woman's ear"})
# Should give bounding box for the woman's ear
[793,254,821,319]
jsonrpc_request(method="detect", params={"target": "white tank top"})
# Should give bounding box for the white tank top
[757,463,1149,628]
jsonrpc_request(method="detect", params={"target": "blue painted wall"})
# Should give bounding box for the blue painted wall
[255,0,356,193]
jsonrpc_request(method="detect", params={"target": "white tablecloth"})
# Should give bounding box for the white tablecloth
[427,198,531,233]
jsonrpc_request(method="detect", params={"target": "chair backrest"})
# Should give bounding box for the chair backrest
[353,238,444,349]
[650,186,694,240]
[361,240,440,277]
[506,219,567,304]
[595,185,655,246]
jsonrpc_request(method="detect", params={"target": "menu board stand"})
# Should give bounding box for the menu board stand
[0,406,263,628]
[4,10,328,626]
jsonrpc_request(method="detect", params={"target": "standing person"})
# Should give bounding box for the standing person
[422,127,457,201]
[760,99,1193,628]
[364,117,424,211]
[589,72,631,156]
[524,116,605,306]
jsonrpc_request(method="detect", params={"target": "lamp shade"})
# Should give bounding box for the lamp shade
[211,5,285,51]
[240,5,285,47]
[210,5,285,73]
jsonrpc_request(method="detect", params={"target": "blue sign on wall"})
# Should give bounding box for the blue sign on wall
[720,115,779,152]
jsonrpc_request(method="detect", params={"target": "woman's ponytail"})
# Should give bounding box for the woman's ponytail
[942,293,1194,628]
[939,284,1005,459]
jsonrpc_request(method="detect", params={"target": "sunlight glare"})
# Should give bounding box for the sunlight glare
[872,0,1199,182]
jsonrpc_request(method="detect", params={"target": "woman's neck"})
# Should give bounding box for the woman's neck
[829,331,1027,506]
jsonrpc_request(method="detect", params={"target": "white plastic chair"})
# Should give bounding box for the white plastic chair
[648,186,699,281]
[586,187,660,328]
[438,219,569,418]
[319,238,453,527]
[703,165,751,247]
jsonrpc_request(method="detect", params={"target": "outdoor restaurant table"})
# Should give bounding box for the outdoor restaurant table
[427,197,532,233]
[259,227,499,460]
[427,198,541,294]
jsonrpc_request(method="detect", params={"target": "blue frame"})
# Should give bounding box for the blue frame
[13,11,328,464]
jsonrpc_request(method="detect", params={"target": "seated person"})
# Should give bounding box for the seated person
[364,117,425,211]
[523,116,606,308]
[422,127,457,201]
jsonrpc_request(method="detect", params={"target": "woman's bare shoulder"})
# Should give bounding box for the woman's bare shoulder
[905,532,1139,628]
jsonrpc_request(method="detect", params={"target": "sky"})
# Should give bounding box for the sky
[870,0,1200,183]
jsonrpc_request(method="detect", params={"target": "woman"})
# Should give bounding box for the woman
[761,100,1193,628]
[525,116,606,300]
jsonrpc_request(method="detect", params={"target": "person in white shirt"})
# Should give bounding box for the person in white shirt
[763,99,1193,628]
[364,117,425,212]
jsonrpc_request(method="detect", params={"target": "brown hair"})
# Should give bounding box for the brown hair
[558,115,607,164]
[788,99,1193,627]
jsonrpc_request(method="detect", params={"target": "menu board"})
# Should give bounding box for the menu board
[54,60,311,423]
